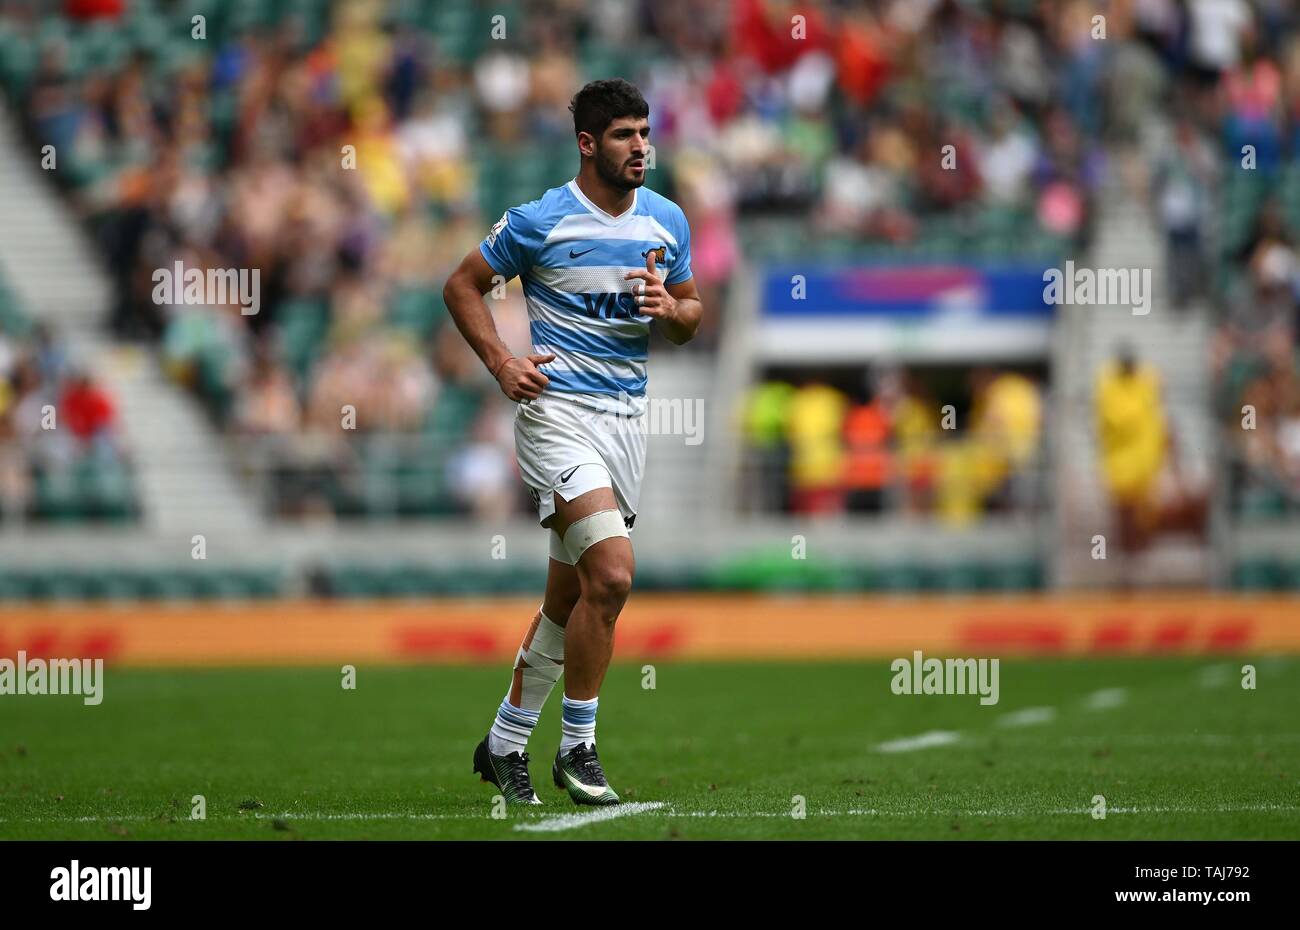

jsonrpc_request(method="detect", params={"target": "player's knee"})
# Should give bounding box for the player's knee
[583,563,632,616]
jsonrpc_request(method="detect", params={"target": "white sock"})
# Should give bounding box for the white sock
[488,609,565,755]
[559,694,598,753]
[488,699,537,756]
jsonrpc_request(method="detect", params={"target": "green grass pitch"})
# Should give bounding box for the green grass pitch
[1,658,1297,839]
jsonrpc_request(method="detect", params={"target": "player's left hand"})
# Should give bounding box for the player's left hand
[623,251,677,322]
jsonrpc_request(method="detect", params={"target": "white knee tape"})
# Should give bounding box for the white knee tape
[526,611,565,661]
[517,611,565,705]
[518,659,561,707]
[562,509,628,564]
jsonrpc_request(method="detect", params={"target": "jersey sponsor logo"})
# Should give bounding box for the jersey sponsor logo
[568,247,596,259]
[485,211,509,247]
[579,291,643,319]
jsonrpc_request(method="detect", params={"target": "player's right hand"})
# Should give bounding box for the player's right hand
[495,353,556,401]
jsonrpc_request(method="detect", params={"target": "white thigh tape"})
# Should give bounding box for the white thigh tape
[549,529,576,565]
[562,508,629,564]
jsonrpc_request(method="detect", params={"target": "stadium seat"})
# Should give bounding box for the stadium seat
[1232,559,1282,591]
[389,287,446,337]
[1237,486,1288,521]
[875,562,930,593]
[932,561,990,593]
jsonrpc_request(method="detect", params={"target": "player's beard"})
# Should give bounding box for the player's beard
[593,143,644,192]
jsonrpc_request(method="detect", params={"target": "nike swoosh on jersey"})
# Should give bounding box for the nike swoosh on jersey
[568,247,596,259]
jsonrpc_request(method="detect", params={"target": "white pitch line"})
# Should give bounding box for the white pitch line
[1083,688,1128,711]
[259,811,463,821]
[874,730,962,753]
[996,706,1057,728]
[6,801,1300,826]
[512,801,666,832]
[0,811,484,824]
[1049,803,1300,816]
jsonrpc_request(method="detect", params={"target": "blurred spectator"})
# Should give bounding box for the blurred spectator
[233,353,300,436]
[1215,228,1297,376]
[743,364,1044,523]
[1095,347,1169,556]
[740,379,794,514]
[785,381,847,515]
[447,407,517,521]
[59,369,117,448]
[892,372,941,515]
[842,387,892,514]
[1151,116,1219,309]
[968,367,1043,509]
[0,305,133,523]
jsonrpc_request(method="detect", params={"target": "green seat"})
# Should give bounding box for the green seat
[183,568,225,599]
[246,568,283,598]
[877,562,929,592]
[135,569,191,600]
[32,469,81,521]
[988,560,1044,591]
[389,563,437,597]
[275,296,328,380]
[430,565,489,595]
[1276,561,1300,592]
[396,465,443,516]
[81,459,136,520]
[359,457,400,517]
[426,384,483,442]
[933,562,989,593]
[1238,486,1287,520]
[389,287,446,336]
[328,565,383,598]
[1233,559,1281,591]
[100,571,144,601]
[0,571,29,600]
[75,568,113,599]
[45,571,90,601]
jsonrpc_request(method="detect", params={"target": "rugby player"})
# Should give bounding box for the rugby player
[443,79,703,805]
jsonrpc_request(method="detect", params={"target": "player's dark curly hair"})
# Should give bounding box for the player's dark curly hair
[569,79,649,140]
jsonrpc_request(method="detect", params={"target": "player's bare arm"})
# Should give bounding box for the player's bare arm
[442,249,556,401]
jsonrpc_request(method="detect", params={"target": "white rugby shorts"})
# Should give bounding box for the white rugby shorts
[513,392,645,538]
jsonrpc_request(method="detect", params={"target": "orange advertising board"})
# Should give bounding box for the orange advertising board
[0,594,1296,665]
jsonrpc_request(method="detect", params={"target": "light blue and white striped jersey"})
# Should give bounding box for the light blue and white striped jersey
[479,179,693,416]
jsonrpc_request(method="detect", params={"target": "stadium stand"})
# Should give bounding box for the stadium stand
[0,0,1296,597]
